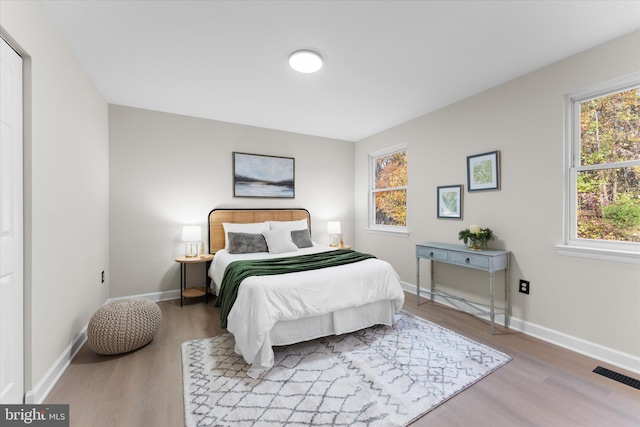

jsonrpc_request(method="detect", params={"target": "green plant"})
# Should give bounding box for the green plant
[601,194,640,229]
[458,227,495,249]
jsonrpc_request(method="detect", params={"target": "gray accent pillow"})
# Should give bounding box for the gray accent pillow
[291,229,313,248]
[227,232,268,254]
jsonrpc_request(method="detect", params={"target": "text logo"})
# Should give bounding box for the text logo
[1,405,69,426]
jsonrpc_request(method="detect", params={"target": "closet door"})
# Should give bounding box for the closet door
[0,36,24,404]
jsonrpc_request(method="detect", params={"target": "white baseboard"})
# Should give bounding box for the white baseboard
[25,327,87,404]
[509,316,640,375]
[400,281,640,375]
[25,289,180,404]
[107,289,181,304]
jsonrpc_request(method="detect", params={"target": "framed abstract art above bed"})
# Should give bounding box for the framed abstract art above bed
[207,208,405,378]
[232,152,295,198]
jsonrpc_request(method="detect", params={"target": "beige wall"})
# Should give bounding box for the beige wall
[1,1,110,396]
[108,105,354,298]
[355,32,640,369]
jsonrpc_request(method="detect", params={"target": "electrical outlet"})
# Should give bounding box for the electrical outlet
[101,271,105,283]
[519,279,530,294]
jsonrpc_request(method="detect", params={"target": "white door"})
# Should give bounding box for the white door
[0,36,24,404]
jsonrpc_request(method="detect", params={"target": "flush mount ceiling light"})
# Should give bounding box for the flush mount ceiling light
[288,50,323,73]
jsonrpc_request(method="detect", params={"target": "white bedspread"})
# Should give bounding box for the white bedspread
[209,244,405,377]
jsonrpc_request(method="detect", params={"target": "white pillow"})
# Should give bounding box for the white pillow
[262,229,299,254]
[222,222,269,249]
[268,219,308,231]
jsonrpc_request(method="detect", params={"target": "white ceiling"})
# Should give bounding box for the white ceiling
[41,0,640,141]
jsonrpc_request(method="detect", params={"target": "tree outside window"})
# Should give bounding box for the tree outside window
[574,86,640,243]
[370,148,407,229]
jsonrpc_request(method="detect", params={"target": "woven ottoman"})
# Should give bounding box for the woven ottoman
[87,298,162,355]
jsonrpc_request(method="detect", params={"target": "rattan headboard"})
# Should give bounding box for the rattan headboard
[208,208,311,253]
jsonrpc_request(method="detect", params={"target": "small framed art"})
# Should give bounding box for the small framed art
[233,152,295,198]
[437,185,463,219]
[467,150,500,191]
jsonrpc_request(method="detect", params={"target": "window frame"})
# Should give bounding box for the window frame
[368,144,408,235]
[558,72,640,264]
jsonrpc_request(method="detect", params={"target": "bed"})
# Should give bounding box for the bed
[208,208,405,378]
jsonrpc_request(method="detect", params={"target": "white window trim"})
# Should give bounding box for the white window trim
[559,72,640,264]
[367,144,408,235]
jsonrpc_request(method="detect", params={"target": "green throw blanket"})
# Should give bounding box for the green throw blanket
[214,249,376,328]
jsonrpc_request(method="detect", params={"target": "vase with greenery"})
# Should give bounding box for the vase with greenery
[458,225,494,250]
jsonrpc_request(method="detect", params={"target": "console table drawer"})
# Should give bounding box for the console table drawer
[448,251,489,269]
[416,246,448,261]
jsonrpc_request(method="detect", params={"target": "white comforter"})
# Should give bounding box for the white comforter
[209,244,405,377]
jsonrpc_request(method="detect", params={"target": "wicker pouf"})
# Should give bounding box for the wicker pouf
[87,298,162,355]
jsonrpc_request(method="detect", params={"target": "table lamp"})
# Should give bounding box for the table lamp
[327,221,342,247]
[182,225,201,258]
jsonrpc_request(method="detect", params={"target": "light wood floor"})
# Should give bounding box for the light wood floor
[45,292,640,426]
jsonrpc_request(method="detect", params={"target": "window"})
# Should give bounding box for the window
[369,145,408,233]
[561,73,640,262]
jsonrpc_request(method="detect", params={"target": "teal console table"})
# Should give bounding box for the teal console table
[416,242,510,334]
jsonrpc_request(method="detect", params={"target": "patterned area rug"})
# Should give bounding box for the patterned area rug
[182,312,511,426]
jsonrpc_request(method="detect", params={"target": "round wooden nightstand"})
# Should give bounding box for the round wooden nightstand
[175,254,214,306]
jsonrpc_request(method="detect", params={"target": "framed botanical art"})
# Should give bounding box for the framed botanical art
[467,150,500,191]
[437,185,463,219]
[233,152,295,198]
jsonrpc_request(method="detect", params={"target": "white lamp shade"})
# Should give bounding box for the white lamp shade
[182,225,201,242]
[327,221,341,235]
